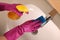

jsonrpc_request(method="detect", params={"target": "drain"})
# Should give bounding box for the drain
[32,30,38,35]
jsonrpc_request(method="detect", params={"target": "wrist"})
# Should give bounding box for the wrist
[0,3,10,10]
[4,4,11,10]
[4,25,25,40]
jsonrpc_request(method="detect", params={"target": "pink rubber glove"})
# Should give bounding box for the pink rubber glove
[4,20,42,40]
[0,2,24,16]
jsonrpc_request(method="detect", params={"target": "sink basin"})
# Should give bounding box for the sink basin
[0,4,60,40]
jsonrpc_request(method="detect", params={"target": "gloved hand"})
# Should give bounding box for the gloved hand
[20,20,42,32]
[0,3,28,16]
[4,20,42,40]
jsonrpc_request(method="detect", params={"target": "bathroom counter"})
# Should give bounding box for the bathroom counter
[47,0,60,14]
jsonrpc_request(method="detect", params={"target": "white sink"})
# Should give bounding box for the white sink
[0,4,60,40]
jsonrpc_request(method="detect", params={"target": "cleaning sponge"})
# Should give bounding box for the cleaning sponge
[36,16,46,23]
